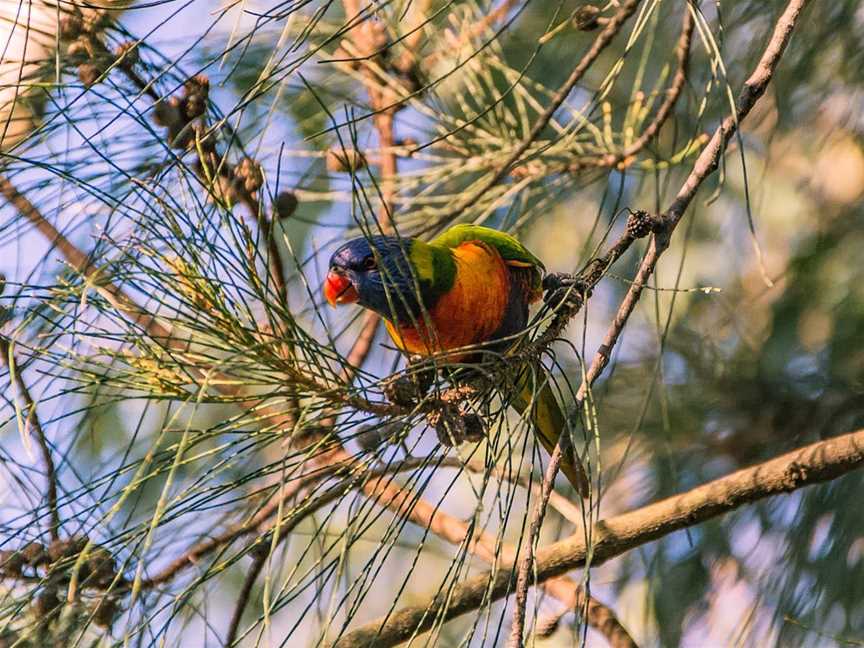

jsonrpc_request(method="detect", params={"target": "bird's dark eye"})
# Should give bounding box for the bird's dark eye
[362,255,377,270]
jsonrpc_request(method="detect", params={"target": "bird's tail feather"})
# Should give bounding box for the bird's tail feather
[511,373,590,498]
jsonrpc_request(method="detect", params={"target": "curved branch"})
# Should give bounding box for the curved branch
[599,6,694,170]
[335,427,864,647]
[434,0,643,229]
[510,0,811,642]
[0,338,60,540]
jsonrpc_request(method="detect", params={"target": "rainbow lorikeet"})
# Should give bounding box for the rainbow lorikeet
[324,224,588,496]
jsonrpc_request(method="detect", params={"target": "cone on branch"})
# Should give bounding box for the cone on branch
[59,14,85,40]
[625,209,658,239]
[428,402,485,447]
[183,75,209,120]
[0,550,24,578]
[93,595,121,627]
[572,6,604,31]
[235,157,264,194]
[382,365,435,406]
[115,41,139,66]
[273,191,299,219]
[326,148,367,173]
[78,63,101,87]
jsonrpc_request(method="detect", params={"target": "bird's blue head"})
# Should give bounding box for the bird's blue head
[324,235,425,322]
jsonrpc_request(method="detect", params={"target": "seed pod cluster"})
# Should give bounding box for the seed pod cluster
[625,209,657,239]
[234,157,264,194]
[78,63,101,87]
[428,402,485,447]
[152,75,210,149]
[0,536,126,630]
[0,536,124,590]
[183,75,209,120]
[59,13,85,40]
[382,366,435,407]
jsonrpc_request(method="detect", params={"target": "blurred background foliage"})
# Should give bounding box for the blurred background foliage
[0,0,862,646]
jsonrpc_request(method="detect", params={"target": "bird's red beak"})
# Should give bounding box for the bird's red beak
[324,270,359,306]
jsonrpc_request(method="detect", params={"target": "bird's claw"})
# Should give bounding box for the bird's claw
[542,272,587,310]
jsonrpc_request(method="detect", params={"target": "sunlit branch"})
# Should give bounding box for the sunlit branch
[510,1,812,644]
[434,0,643,231]
[338,426,864,647]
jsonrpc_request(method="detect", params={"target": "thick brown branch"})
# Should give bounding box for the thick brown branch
[335,427,864,647]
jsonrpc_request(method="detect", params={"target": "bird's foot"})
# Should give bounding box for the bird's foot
[542,272,588,311]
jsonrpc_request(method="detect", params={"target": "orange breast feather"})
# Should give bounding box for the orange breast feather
[384,241,510,360]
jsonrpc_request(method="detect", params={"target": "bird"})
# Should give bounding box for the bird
[323,224,589,496]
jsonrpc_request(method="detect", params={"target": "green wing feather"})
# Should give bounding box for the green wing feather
[431,224,544,269]
[431,224,544,296]
[511,372,590,497]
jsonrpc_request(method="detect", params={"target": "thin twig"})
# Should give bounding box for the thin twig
[161,446,628,645]
[0,174,172,340]
[517,7,695,178]
[410,0,520,72]
[595,7,694,170]
[509,0,810,643]
[0,338,61,540]
[585,0,811,390]
[433,0,643,230]
[141,453,357,587]
[335,0,401,374]
[224,547,268,647]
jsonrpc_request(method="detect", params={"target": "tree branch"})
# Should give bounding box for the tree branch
[518,0,811,643]
[0,338,60,540]
[335,426,864,647]
[435,0,643,229]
